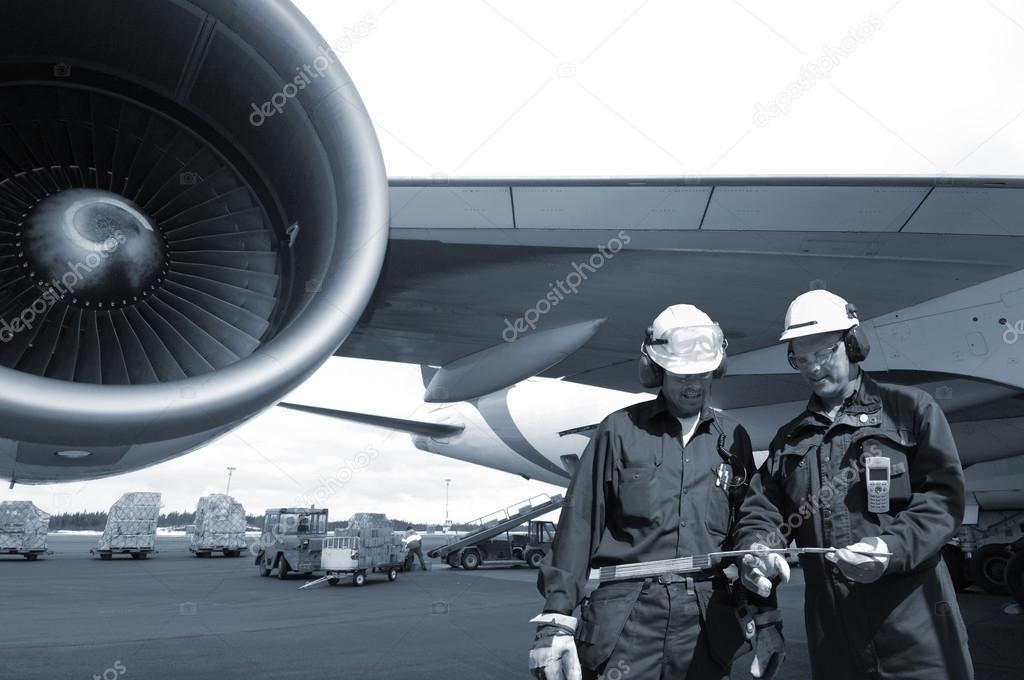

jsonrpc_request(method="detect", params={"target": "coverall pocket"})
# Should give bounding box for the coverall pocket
[575,581,644,670]
[859,433,914,503]
[778,444,811,495]
[705,484,733,538]
[615,466,658,525]
[694,583,748,669]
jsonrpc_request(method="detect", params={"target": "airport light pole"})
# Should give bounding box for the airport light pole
[226,466,236,495]
[445,478,451,527]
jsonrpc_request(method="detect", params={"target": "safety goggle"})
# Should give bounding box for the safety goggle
[787,340,841,370]
[649,324,726,362]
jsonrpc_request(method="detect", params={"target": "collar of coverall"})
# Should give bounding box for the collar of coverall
[790,371,884,434]
[650,391,718,433]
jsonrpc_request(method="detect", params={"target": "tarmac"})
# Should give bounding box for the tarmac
[1,534,1021,680]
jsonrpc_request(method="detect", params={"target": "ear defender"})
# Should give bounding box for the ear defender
[638,326,728,387]
[843,303,870,363]
[712,347,728,379]
[638,326,664,388]
[786,303,870,368]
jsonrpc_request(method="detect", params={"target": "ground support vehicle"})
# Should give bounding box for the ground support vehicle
[254,507,328,578]
[428,494,562,570]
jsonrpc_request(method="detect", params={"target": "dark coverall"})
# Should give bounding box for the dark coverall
[733,373,974,680]
[538,395,773,680]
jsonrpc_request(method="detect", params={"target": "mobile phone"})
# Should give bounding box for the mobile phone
[864,456,890,513]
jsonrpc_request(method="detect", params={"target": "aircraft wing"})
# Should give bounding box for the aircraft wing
[337,176,1024,414]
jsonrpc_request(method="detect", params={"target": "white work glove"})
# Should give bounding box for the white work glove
[740,543,791,597]
[826,536,889,583]
[528,613,582,680]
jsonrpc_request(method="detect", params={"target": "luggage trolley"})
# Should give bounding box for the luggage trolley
[301,535,403,588]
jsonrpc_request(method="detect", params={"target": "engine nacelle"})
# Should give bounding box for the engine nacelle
[0,0,388,482]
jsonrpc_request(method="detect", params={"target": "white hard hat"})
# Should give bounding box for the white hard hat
[779,290,858,342]
[646,304,725,375]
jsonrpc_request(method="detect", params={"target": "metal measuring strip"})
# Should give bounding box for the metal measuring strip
[596,547,893,582]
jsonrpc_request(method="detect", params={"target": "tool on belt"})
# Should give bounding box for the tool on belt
[597,547,893,582]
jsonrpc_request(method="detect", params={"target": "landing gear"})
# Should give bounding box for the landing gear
[1006,550,1024,606]
[970,544,1011,595]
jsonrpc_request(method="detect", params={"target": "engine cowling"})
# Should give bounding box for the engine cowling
[0,0,388,482]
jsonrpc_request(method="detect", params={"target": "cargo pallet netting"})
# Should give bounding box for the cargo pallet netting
[189,494,246,558]
[91,492,161,560]
[0,501,50,560]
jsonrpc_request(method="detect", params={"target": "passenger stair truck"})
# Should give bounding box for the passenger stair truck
[92,492,161,560]
[428,493,563,570]
[301,513,405,588]
[0,501,50,560]
[189,494,246,558]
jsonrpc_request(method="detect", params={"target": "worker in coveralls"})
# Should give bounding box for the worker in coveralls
[403,529,427,571]
[734,290,974,680]
[528,305,784,680]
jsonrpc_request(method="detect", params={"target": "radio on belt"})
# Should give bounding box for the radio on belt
[864,456,891,513]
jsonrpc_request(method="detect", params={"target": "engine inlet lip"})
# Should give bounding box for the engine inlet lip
[0,0,389,446]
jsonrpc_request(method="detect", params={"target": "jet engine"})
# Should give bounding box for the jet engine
[0,0,388,482]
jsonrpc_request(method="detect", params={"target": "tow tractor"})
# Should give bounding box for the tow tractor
[254,507,328,578]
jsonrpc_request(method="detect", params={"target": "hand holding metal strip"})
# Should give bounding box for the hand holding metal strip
[597,547,893,582]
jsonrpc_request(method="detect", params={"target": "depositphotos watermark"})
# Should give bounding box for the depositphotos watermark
[0,229,127,342]
[598,660,631,680]
[502,230,631,342]
[753,14,883,127]
[249,46,338,127]
[249,15,378,128]
[757,443,884,548]
[92,661,127,680]
[1002,319,1024,344]
[294,445,381,507]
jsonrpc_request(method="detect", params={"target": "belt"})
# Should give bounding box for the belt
[655,573,692,585]
[613,568,725,585]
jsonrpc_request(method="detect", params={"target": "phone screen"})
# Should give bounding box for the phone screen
[868,467,888,481]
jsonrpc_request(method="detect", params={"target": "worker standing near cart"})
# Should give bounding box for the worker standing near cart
[528,304,784,680]
[733,290,974,680]
[403,528,427,571]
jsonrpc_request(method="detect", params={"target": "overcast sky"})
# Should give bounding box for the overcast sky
[5,0,1022,522]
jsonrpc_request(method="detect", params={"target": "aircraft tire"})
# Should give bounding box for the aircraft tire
[1005,550,1024,606]
[970,543,1011,595]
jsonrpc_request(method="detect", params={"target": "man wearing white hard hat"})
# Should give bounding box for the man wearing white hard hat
[529,305,784,680]
[733,290,973,679]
